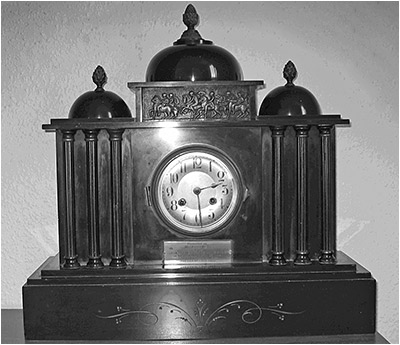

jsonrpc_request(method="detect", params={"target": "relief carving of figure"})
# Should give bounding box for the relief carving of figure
[232,92,249,118]
[204,91,221,118]
[181,91,199,118]
[194,91,209,119]
[150,93,179,119]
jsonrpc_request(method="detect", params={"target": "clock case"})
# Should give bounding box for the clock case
[23,5,376,341]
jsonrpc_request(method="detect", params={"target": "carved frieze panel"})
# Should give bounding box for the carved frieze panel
[128,81,264,121]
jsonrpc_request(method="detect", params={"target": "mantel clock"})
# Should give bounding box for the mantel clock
[23,5,376,341]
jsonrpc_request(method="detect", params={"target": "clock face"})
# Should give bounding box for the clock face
[151,146,243,236]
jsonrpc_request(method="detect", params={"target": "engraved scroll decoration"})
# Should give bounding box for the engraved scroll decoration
[147,90,251,120]
[95,298,305,331]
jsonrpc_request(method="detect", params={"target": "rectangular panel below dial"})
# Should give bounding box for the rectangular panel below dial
[163,240,233,268]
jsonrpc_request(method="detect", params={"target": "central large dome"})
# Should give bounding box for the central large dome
[145,4,243,82]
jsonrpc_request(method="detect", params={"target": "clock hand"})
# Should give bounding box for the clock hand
[193,182,222,195]
[199,182,222,191]
[196,193,203,228]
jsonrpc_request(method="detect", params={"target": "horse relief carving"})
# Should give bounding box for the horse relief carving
[148,90,250,120]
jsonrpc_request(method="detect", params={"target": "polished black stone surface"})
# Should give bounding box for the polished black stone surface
[145,45,243,82]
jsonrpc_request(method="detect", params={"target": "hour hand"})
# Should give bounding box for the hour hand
[199,182,222,191]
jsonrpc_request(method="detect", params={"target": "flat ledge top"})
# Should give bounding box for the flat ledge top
[42,115,350,131]
[128,80,265,89]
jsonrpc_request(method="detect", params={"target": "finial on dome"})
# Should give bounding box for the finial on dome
[259,60,321,116]
[283,61,297,86]
[174,4,211,45]
[69,65,131,118]
[92,65,107,91]
[183,4,199,30]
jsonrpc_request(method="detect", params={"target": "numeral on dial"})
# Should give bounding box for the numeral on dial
[180,162,187,173]
[217,171,225,180]
[169,173,179,184]
[193,157,202,169]
[166,186,174,197]
[221,185,229,195]
[170,200,178,211]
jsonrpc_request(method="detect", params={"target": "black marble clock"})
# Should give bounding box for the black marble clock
[23,5,376,341]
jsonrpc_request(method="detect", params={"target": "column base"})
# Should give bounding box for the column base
[319,252,336,264]
[294,253,312,265]
[87,257,104,268]
[110,256,127,268]
[269,253,287,266]
[63,256,80,269]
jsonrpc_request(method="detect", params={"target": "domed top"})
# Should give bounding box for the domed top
[145,4,243,82]
[259,61,321,116]
[69,66,132,119]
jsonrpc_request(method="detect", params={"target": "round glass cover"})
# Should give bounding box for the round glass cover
[151,146,243,236]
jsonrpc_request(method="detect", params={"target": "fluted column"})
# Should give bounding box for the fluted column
[269,126,287,265]
[108,129,127,267]
[84,129,103,267]
[318,125,336,264]
[294,125,311,265]
[61,130,80,268]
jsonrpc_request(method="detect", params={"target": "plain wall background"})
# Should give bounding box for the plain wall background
[1,1,398,342]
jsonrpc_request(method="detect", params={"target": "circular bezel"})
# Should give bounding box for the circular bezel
[151,145,243,237]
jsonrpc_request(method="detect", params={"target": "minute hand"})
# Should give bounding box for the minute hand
[199,182,222,191]
[196,194,203,228]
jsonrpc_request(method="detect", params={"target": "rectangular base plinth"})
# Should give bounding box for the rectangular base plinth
[23,252,376,341]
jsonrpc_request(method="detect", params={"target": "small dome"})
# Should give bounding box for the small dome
[69,66,132,119]
[259,61,321,116]
[145,4,243,82]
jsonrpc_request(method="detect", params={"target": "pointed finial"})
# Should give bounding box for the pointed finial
[92,65,107,91]
[283,61,297,86]
[183,4,199,30]
[174,4,212,45]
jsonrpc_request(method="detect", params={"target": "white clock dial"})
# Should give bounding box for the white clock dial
[152,147,243,235]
